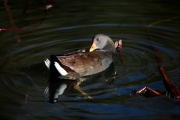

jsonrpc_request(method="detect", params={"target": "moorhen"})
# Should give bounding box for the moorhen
[44,34,117,101]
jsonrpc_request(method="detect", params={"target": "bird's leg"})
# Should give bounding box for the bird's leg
[74,82,93,99]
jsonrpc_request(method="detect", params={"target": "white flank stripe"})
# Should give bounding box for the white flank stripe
[54,62,68,76]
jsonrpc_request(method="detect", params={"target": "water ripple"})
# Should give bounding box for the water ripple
[1,1,180,119]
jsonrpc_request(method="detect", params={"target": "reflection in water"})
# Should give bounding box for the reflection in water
[45,63,115,103]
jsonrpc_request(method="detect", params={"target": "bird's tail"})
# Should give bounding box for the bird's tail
[44,55,68,103]
[44,55,68,76]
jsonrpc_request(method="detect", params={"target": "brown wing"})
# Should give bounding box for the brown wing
[56,51,113,76]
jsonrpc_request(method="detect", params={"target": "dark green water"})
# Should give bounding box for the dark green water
[0,0,180,119]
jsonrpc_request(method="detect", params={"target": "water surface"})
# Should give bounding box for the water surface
[0,0,180,119]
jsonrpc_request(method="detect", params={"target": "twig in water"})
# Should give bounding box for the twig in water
[115,40,125,63]
[150,41,180,104]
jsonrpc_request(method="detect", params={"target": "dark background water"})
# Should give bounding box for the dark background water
[0,0,180,119]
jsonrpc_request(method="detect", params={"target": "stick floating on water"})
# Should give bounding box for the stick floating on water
[115,40,125,63]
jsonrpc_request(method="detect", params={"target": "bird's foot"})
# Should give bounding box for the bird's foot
[74,83,93,99]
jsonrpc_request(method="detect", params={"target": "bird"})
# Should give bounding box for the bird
[44,34,117,102]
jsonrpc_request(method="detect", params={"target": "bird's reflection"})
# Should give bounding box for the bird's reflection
[45,63,115,103]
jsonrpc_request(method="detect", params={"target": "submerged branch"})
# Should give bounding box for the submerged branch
[4,0,21,42]
[145,16,180,104]
[151,42,180,103]
[2,0,52,33]
[148,16,180,27]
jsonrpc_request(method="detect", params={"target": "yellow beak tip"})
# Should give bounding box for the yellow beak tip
[89,43,96,52]
[89,48,94,52]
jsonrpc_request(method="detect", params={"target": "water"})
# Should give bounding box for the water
[0,0,180,119]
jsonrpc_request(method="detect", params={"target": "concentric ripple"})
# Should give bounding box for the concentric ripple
[1,0,180,119]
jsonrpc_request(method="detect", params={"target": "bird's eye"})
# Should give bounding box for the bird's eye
[97,38,100,41]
